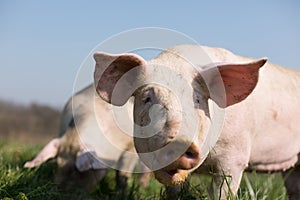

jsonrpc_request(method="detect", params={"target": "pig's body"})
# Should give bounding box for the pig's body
[194,46,300,198]
[198,46,300,170]
[93,45,300,199]
[245,64,300,169]
[25,84,149,191]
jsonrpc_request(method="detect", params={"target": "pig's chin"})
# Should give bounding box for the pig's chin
[154,169,189,186]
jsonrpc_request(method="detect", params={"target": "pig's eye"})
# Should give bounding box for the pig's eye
[143,97,152,104]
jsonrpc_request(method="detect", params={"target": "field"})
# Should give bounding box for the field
[0,141,289,200]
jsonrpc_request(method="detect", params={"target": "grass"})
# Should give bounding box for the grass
[0,141,288,200]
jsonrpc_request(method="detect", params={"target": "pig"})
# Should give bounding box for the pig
[24,84,150,191]
[93,45,300,199]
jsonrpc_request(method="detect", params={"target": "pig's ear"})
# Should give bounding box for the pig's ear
[94,52,146,106]
[203,58,267,108]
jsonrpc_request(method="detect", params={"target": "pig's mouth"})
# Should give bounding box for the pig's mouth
[154,169,189,186]
[152,141,201,185]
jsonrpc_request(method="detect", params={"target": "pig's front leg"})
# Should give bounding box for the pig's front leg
[209,163,245,199]
[209,134,251,199]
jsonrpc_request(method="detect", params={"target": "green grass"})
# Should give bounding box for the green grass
[0,141,288,200]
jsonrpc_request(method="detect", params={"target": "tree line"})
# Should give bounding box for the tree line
[0,100,61,144]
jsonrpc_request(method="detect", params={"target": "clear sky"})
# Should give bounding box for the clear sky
[0,1,299,107]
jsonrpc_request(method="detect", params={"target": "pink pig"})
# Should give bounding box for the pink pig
[94,45,300,199]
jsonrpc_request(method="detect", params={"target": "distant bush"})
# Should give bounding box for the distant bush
[0,100,60,144]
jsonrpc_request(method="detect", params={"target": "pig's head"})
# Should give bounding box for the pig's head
[93,50,267,186]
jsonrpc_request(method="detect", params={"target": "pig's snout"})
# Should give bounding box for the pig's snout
[155,140,200,171]
[167,142,200,170]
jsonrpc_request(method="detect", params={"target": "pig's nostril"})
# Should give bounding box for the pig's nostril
[156,141,200,171]
[184,151,198,159]
[165,143,201,170]
[184,143,200,159]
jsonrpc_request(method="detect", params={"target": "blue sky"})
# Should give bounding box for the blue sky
[0,1,299,107]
